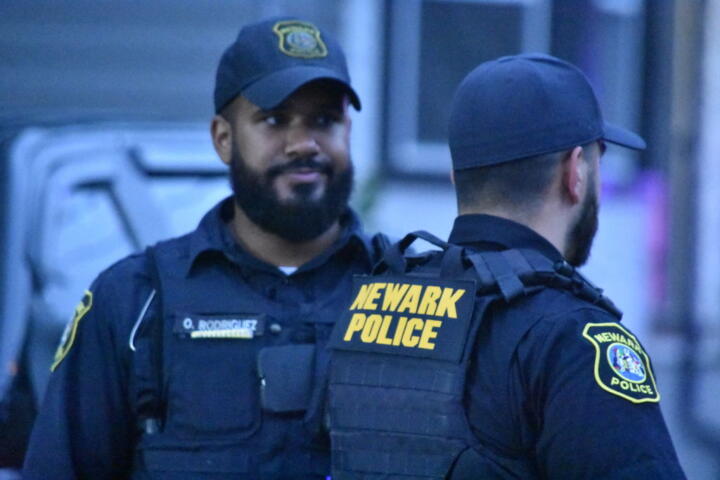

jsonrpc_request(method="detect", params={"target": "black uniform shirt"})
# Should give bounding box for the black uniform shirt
[23,197,376,479]
[449,214,686,479]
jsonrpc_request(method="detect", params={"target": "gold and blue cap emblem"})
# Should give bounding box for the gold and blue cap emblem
[214,17,361,112]
[273,20,328,58]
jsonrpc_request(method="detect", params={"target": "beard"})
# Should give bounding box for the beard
[229,148,354,242]
[564,183,599,267]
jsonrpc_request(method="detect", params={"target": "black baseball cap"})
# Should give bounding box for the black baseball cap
[449,53,645,170]
[214,17,361,113]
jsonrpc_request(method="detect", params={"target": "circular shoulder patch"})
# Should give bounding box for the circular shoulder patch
[607,343,646,382]
[51,290,93,372]
[582,322,660,403]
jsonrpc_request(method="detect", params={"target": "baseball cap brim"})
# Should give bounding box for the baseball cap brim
[603,122,646,150]
[242,66,361,111]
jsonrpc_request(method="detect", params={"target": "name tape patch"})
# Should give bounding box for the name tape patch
[174,314,265,339]
[583,322,660,403]
[328,276,476,362]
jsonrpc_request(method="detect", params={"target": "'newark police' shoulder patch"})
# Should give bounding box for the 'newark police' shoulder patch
[582,322,660,403]
[273,20,328,58]
[51,290,93,371]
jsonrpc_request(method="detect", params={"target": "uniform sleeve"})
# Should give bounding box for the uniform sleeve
[523,307,686,479]
[23,256,152,479]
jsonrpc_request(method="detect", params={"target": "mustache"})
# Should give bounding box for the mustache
[266,157,332,178]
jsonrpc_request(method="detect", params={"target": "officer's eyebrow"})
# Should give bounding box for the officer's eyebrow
[273,91,349,113]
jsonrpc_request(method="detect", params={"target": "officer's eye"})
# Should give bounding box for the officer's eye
[262,114,282,126]
[313,112,340,128]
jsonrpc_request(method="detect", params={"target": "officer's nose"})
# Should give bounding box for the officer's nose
[285,125,320,158]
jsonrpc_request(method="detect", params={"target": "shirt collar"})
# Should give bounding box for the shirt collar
[182,196,372,276]
[447,214,564,262]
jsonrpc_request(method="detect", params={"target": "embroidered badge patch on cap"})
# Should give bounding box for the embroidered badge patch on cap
[51,290,93,371]
[273,20,328,58]
[583,322,660,403]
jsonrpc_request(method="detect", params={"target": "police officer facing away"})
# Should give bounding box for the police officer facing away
[328,54,686,478]
[24,17,387,479]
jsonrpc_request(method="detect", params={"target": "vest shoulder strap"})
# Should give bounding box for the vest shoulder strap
[376,231,621,317]
[132,244,166,434]
[467,248,621,317]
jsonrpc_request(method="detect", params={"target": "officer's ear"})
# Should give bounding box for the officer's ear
[560,146,585,205]
[211,112,233,166]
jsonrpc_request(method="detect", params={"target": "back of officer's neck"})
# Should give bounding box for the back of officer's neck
[459,204,568,260]
[229,204,341,268]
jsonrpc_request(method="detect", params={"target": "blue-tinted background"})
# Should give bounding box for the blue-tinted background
[1,0,718,478]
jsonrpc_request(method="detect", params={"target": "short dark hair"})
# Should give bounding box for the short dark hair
[454,141,599,213]
[454,151,563,213]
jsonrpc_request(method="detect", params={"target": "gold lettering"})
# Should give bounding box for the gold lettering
[360,314,383,343]
[381,283,410,311]
[392,316,408,346]
[363,283,386,310]
[397,285,422,314]
[401,318,423,347]
[344,313,366,341]
[436,288,466,318]
[349,285,371,310]
[376,315,394,345]
[417,286,441,316]
[418,319,442,350]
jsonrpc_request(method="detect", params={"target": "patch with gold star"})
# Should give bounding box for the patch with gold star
[582,322,660,403]
[273,20,328,58]
[51,290,93,371]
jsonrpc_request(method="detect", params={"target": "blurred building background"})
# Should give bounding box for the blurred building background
[0,0,718,477]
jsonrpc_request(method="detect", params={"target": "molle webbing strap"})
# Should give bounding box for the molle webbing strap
[466,248,622,317]
[380,230,450,275]
[510,249,622,317]
[380,232,619,317]
[132,246,165,434]
[333,444,462,479]
[332,399,468,438]
[331,357,462,395]
[329,355,467,439]
[470,251,526,302]
[440,245,467,278]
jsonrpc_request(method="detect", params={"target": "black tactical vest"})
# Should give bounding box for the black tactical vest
[130,233,389,479]
[327,231,620,480]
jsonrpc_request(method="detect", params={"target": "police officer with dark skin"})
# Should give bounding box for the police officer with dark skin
[23,17,388,479]
[328,54,686,479]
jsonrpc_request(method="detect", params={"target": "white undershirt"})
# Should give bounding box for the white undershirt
[278,265,298,275]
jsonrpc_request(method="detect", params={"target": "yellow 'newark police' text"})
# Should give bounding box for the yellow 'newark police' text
[343,282,466,350]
